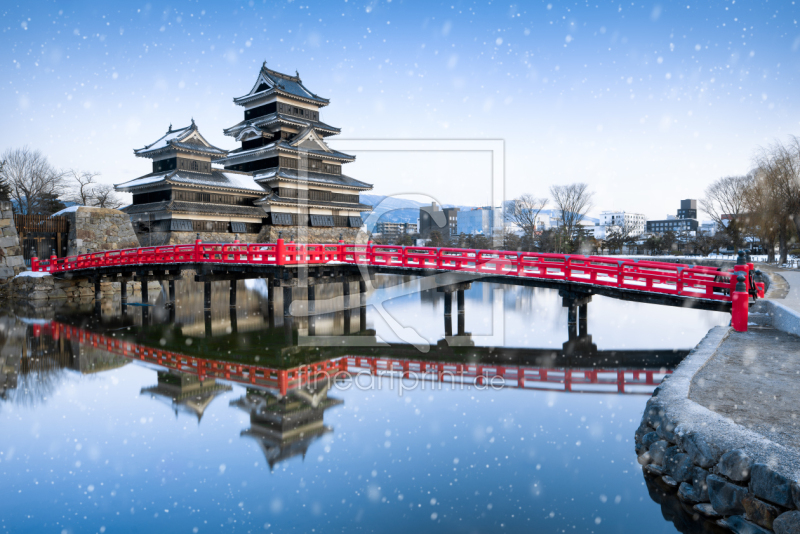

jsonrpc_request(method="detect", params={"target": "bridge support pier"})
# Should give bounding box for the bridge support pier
[360,305,367,333]
[141,279,149,305]
[307,284,315,314]
[342,278,351,309]
[343,308,351,335]
[229,280,237,308]
[579,303,588,337]
[443,292,453,316]
[457,289,465,314]
[284,316,294,346]
[267,277,277,328]
[230,307,238,334]
[120,280,127,302]
[94,279,101,301]
[203,282,212,310]
[283,286,293,317]
[204,310,212,338]
[359,280,367,307]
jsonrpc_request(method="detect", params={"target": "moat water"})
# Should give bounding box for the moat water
[0,275,729,533]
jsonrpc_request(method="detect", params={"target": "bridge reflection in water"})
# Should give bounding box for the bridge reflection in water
[3,275,691,470]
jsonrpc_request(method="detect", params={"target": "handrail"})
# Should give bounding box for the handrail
[29,240,740,304]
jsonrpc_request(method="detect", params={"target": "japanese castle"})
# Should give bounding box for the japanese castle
[115,64,372,244]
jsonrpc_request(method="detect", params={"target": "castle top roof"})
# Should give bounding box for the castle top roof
[233,63,330,107]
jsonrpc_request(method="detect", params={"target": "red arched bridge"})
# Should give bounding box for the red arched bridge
[30,239,756,315]
[36,321,672,396]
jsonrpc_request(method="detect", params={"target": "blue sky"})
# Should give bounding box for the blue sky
[2,0,799,218]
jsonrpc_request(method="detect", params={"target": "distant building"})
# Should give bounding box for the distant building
[700,221,716,235]
[419,203,459,237]
[599,211,646,236]
[646,198,699,234]
[677,199,698,220]
[374,221,416,241]
[457,206,503,236]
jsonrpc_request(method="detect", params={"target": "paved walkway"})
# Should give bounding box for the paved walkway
[778,270,800,312]
[687,267,800,452]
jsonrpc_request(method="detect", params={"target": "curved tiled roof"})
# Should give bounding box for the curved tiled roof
[115,170,265,193]
[254,167,372,190]
[134,121,227,159]
[234,64,329,106]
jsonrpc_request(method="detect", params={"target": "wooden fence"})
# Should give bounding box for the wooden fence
[14,214,70,265]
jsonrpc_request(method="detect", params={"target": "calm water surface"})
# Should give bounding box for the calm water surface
[0,276,729,533]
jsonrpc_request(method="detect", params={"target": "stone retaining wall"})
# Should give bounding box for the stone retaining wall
[0,201,27,299]
[635,327,800,534]
[258,226,367,244]
[64,206,140,256]
[11,272,160,301]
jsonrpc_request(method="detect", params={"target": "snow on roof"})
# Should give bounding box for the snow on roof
[135,126,189,154]
[218,172,264,192]
[114,173,170,190]
[51,205,81,216]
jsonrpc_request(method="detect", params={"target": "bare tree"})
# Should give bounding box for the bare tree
[505,194,547,241]
[604,221,637,254]
[549,183,594,252]
[90,184,123,209]
[700,175,750,252]
[0,147,67,214]
[66,170,100,205]
[744,167,780,262]
[779,136,800,240]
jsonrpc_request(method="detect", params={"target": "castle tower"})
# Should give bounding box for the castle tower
[216,63,372,242]
[115,121,267,245]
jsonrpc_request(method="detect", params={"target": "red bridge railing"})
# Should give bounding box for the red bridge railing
[35,322,671,396]
[30,238,741,304]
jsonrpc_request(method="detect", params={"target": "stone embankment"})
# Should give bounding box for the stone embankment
[11,272,161,301]
[635,270,800,534]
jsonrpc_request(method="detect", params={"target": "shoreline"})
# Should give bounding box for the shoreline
[634,268,800,533]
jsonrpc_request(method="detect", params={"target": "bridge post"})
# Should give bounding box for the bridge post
[203,281,212,310]
[94,278,102,301]
[359,305,367,333]
[168,280,175,303]
[276,236,285,266]
[141,279,149,306]
[732,274,749,332]
[457,289,465,314]
[120,279,127,302]
[283,286,293,317]
[443,292,452,316]
[457,310,466,336]
[229,279,237,308]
